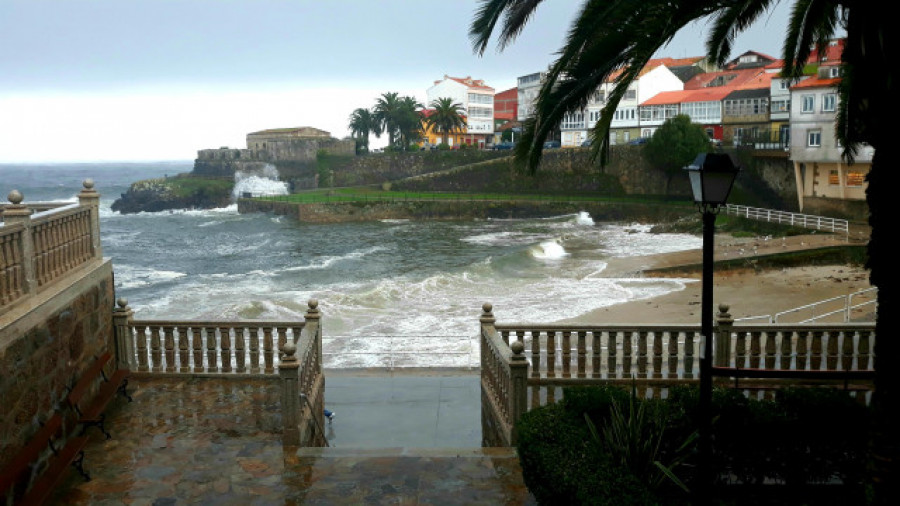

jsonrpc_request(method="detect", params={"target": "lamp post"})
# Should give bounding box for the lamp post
[683,152,739,505]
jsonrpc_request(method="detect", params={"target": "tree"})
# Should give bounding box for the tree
[425,97,467,145]
[396,95,424,150]
[644,114,712,195]
[348,108,380,154]
[373,92,402,149]
[472,1,895,502]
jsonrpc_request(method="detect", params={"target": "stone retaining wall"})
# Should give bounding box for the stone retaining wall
[0,261,115,470]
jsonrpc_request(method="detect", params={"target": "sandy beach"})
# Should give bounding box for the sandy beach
[564,233,873,325]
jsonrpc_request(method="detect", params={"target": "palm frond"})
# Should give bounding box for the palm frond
[469,0,546,55]
[783,0,841,79]
[707,0,777,66]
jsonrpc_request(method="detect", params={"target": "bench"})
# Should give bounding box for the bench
[0,413,90,506]
[65,352,132,439]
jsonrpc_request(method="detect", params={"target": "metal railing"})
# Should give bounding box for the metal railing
[734,288,877,324]
[724,204,850,239]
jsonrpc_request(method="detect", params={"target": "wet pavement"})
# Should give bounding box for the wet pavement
[48,374,535,505]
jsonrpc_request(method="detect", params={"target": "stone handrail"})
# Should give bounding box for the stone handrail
[113,298,327,447]
[481,303,877,436]
[480,303,528,447]
[1,181,102,312]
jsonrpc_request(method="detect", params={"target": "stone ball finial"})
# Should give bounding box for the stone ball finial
[307,299,319,310]
[718,303,730,313]
[282,340,297,357]
[83,179,95,190]
[117,298,128,308]
[510,340,525,355]
[8,190,23,205]
[482,302,492,314]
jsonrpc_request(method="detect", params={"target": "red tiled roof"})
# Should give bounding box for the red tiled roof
[641,87,733,106]
[684,68,766,90]
[443,75,494,91]
[808,39,844,65]
[605,56,705,82]
[791,76,841,89]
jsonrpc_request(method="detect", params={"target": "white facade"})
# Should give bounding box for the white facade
[426,76,495,137]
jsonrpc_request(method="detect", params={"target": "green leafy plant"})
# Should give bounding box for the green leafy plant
[585,384,695,493]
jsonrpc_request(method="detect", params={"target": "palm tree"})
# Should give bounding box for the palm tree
[472,0,894,501]
[373,92,402,149]
[348,108,380,153]
[396,95,424,150]
[425,97,467,146]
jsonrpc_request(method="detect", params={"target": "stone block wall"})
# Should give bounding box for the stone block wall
[0,261,115,471]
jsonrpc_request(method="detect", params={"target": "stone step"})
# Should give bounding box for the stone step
[289,446,536,505]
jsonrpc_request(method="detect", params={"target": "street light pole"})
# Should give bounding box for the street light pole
[683,152,740,506]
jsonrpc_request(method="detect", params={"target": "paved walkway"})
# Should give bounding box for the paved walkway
[49,374,534,505]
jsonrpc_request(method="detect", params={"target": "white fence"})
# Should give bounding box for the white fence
[725,204,849,239]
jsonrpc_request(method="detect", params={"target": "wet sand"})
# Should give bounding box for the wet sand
[562,234,873,324]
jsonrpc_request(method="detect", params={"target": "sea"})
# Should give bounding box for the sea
[1,162,700,368]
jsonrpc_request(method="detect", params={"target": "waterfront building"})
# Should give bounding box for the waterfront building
[426,75,495,148]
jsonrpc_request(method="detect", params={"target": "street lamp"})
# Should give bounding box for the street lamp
[683,152,739,504]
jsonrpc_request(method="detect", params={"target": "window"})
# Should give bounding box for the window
[624,89,636,100]
[802,95,814,113]
[829,170,840,185]
[771,99,790,113]
[623,131,630,142]
[591,90,605,103]
[468,106,492,119]
[681,101,721,123]
[724,98,769,116]
[468,93,493,104]
[822,93,837,112]
[829,67,840,78]
[847,171,865,187]
[807,129,822,147]
[561,111,584,129]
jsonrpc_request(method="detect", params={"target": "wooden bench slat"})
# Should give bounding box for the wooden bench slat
[20,436,90,506]
[0,414,64,492]
[66,353,112,407]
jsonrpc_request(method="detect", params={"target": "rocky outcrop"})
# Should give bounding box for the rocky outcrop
[111,177,233,214]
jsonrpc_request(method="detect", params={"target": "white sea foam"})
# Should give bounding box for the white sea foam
[460,231,549,246]
[233,164,288,198]
[575,211,595,226]
[114,265,187,289]
[281,246,387,272]
[531,239,569,259]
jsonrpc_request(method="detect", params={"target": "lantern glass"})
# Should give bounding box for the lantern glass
[684,153,739,206]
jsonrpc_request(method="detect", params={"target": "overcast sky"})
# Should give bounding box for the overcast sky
[1,0,794,163]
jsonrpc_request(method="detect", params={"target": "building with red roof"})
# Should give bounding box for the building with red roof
[426,75,496,148]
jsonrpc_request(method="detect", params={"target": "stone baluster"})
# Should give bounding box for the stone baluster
[764,331,776,369]
[608,331,619,379]
[735,330,747,369]
[810,330,824,370]
[826,331,839,370]
[667,331,679,378]
[1,231,24,304]
[305,299,322,380]
[749,331,761,369]
[501,330,509,346]
[234,326,247,373]
[149,325,162,372]
[205,326,217,373]
[683,331,695,379]
[622,331,633,377]
[577,331,587,378]
[276,326,287,355]
[178,326,190,373]
[858,330,871,370]
[530,330,540,379]
[221,327,232,373]
[249,326,260,374]
[780,330,793,369]
[3,190,36,295]
[842,330,855,371]
[796,330,809,370]
[191,326,203,372]
[561,331,571,378]
[652,332,662,379]
[264,326,275,374]
[164,326,176,373]
[546,331,556,378]
[77,179,102,258]
[636,330,648,379]
[279,339,301,446]
[714,304,733,367]
[136,324,149,372]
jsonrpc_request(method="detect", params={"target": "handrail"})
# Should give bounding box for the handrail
[724,204,849,240]
[300,393,330,447]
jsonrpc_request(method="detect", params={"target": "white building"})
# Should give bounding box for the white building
[426,75,495,148]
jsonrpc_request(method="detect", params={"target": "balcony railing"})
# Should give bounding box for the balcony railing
[1,181,102,313]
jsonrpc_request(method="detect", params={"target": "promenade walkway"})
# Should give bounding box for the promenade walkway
[49,375,535,505]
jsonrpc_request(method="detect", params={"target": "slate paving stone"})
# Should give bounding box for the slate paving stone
[46,375,535,504]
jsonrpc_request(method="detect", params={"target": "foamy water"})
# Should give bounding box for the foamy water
[2,163,702,368]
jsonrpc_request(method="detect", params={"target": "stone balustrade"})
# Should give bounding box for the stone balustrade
[480,302,876,447]
[1,181,102,313]
[114,298,326,447]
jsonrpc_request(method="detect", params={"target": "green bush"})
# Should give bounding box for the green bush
[516,386,870,505]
